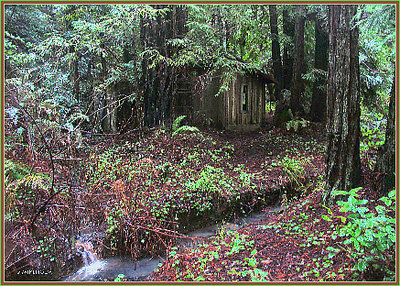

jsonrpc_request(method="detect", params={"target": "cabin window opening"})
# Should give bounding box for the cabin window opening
[241,84,249,112]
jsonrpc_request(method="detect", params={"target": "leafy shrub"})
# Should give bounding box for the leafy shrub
[286,118,310,132]
[332,188,396,279]
[359,109,386,168]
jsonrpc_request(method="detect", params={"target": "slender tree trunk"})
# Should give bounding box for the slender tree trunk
[324,5,361,204]
[73,51,80,101]
[282,8,294,91]
[310,16,329,122]
[269,5,283,101]
[109,89,118,133]
[290,5,306,117]
[374,76,396,194]
[99,47,107,133]
[273,7,294,126]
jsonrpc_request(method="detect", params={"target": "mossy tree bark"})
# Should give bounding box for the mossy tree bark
[374,77,396,194]
[324,5,362,204]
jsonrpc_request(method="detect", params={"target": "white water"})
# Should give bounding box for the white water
[65,256,163,281]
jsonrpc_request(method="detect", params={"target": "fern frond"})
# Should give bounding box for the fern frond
[172,125,199,136]
[172,115,187,131]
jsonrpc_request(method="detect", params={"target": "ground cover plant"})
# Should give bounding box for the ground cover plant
[150,184,396,282]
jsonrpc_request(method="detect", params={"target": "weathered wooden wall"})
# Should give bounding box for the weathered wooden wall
[223,74,266,130]
[194,73,266,131]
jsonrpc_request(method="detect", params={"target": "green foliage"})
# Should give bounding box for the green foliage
[302,68,327,83]
[4,159,31,184]
[272,155,308,187]
[332,188,396,279]
[360,109,386,168]
[114,274,126,282]
[185,165,252,213]
[225,232,253,255]
[5,165,51,219]
[173,126,200,137]
[83,131,253,258]
[357,5,395,111]
[168,229,265,281]
[172,115,187,132]
[286,118,309,132]
[172,5,273,98]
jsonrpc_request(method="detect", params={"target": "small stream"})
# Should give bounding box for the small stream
[65,209,282,281]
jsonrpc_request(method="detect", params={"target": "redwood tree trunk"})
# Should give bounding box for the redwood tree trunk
[374,77,396,194]
[269,5,283,100]
[324,5,361,204]
[282,8,294,91]
[310,15,329,122]
[290,5,306,117]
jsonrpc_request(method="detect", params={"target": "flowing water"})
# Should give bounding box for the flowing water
[65,209,282,281]
[65,256,164,281]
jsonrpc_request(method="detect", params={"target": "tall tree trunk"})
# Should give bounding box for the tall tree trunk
[282,8,294,91]
[140,5,187,127]
[99,46,117,133]
[273,7,294,126]
[290,5,306,117]
[269,5,283,101]
[324,5,361,204]
[97,49,107,132]
[374,77,396,194]
[310,15,329,122]
[74,52,80,101]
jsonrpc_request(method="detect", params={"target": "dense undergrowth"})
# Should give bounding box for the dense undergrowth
[4,157,79,280]
[4,122,395,282]
[149,185,396,282]
[82,128,257,260]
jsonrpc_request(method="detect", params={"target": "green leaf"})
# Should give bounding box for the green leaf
[379,197,392,206]
[357,199,368,205]
[387,190,396,198]
[332,190,350,197]
[172,115,187,131]
[375,205,386,214]
[321,215,332,221]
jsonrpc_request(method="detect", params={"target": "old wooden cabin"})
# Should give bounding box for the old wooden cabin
[188,70,277,131]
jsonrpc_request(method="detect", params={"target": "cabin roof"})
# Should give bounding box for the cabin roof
[231,64,278,85]
[248,70,278,84]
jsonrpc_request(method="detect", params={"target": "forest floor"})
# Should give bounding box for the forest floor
[4,119,395,282]
[146,124,394,282]
[149,173,391,282]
